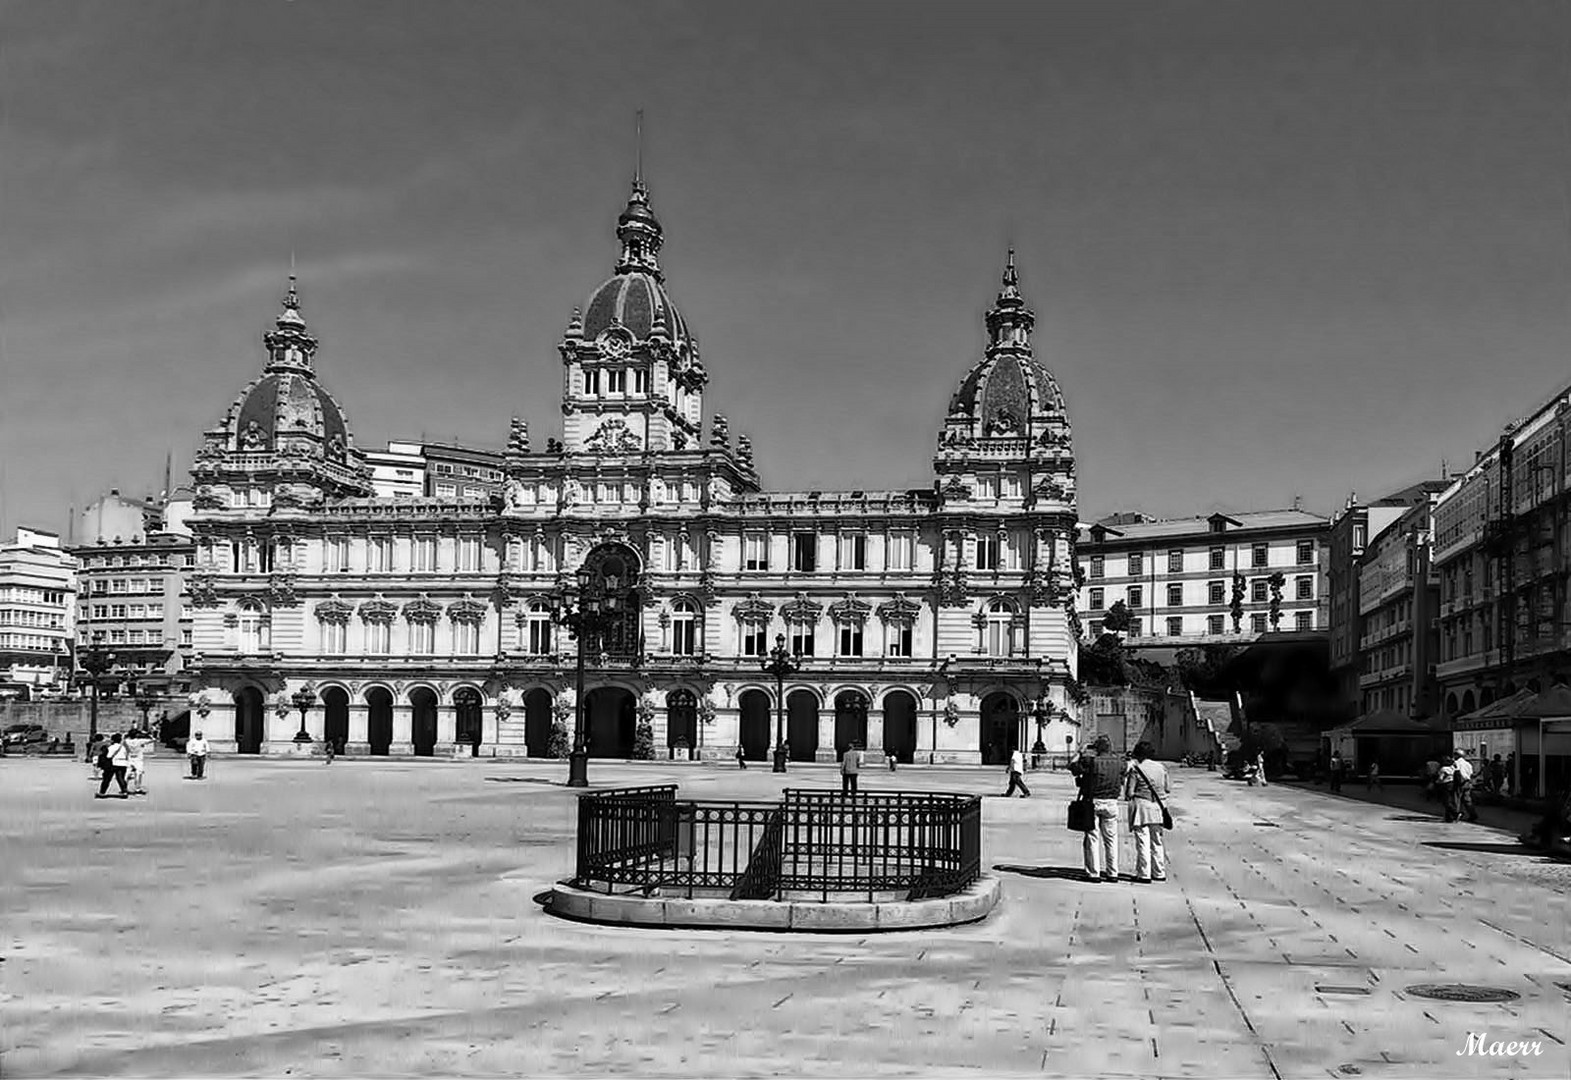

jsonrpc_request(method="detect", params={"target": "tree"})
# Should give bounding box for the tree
[1229,573,1246,632]
[1176,643,1247,697]
[1101,599,1132,634]
[1267,572,1286,631]
[1079,633,1129,686]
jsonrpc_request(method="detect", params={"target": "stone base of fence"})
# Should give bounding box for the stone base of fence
[543,874,1000,932]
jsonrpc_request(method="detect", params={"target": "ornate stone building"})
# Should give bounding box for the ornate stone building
[184,177,1082,763]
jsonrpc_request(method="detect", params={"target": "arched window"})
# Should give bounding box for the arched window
[670,599,699,656]
[237,600,268,654]
[525,602,553,655]
[985,598,1015,657]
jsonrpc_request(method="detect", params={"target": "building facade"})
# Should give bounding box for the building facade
[183,178,1083,763]
[0,528,76,695]
[1433,386,1571,718]
[1355,494,1441,720]
[1075,510,1329,646]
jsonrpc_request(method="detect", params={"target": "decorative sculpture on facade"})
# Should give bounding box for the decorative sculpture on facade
[584,418,642,454]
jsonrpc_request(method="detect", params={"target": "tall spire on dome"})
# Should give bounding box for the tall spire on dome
[614,111,664,280]
[984,247,1034,353]
[263,270,318,373]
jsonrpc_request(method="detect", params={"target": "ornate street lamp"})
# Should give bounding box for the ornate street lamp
[552,566,626,788]
[762,633,799,774]
[132,679,159,736]
[290,686,317,744]
[78,631,116,751]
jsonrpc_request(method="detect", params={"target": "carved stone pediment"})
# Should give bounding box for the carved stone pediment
[940,477,972,501]
[359,596,397,623]
[403,594,443,623]
[828,593,872,625]
[781,592,823,624]
[733,592,774,622]
[448,593,488,624]
[584,418,642,454]
[315,595,353,625]
[876,593,922,624]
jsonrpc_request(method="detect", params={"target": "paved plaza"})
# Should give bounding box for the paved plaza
[4,755,1571,1078]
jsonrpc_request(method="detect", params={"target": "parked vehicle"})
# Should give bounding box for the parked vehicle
[2,723,49,746]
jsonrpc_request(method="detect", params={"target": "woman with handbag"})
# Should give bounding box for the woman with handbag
[1124,741,1171,884]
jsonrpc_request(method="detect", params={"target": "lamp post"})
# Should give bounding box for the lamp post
[552,566,626,788]
[290,686,317,744]
[79,631,116,750]
[132,679,158,736]
[762,633,798,773]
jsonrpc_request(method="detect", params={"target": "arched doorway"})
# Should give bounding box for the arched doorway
[322,687,350,754]
[233,686,264,754]
[786,690,819,761]
[410,687,438,756]
[524,688,554,758]
[586,687,635,758]
[738,689,771,761]
[366,687,393,755]
[979,692,1020,765]
[834,690,869,760]
[882,690,918,764]
[454,687,483,757]
[666,689,697,759]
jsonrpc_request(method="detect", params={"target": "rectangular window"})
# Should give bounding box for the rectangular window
[1295,575,1313,599]
[412,537,436,573]
[92,605,108,619]
[839,623,863,657]
[180,628,192,646]
[790,623,816,657]
[1128,618,1142,638]
[1088,587,1104,610]
[633,368,649,394]
[1252,579,1267,602]
[458,537,481,572]
[1295,611,1313,631]
[976,536,1001,571]
[584,369,601,395]
[322,621,346,655]
[887,532,914,571]
[409,621,434,653]
[1168,549,1184,573]
[327,537,348,572]
[1297,540,1314,565]
[1127,551,1142,576]
[1208,581,1225,605]
[111,605,128,618]
[1166,583,1183,607]
[1209,547,1225,570]
[1168,616,1184,637]
[369,537,392,573]
[792,534,817,573]
[111,579,127,594]
[842,534,867,571]
[607,369,627,394]
[887,623,913,658]
[1251,613,1267,633]
[93,580,108,595]
[1127,585,1142,609]
[1208,614,1225,635]
[744,534,768,572]
[366,621,390,654]
[1252,543,1268,568]
[1089,555,1104,579]
[671,617,697,656]
[742,623,768,657]
[454,622,480,654]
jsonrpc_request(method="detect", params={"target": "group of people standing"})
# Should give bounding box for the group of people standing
[1070,736,1173,884]
[87,728,211,797]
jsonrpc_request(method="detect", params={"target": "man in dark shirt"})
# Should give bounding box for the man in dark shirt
[1075,735,1126,882]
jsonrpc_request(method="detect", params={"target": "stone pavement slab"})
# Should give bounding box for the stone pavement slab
[3,755,1569,1077]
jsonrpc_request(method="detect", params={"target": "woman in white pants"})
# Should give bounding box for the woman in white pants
[1125,741,1170,884]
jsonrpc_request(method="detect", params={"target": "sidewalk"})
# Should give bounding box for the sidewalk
[1281,775,1545,839]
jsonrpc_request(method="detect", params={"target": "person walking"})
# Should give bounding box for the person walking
[1329,751,1344,793]
[186,729,210,780]
[1423,756,1441,801]
[840,741,863,795]
[1002,746,1032,797]
[1505,752,1516,797]
[1366,760,1380,791]
[1489,754,1506,798]
[96,733,130,799]
[124,727,151,796]
[1437,755,1458,820]
[1451,748,1480,823]
[1077,735,1126,883]
[735,745,748,770]
[1125,741,1170,884]
[1256,751,1268,786]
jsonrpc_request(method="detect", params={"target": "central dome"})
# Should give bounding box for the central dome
[582,270,690,344]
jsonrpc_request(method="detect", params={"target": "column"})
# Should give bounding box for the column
[390,702,414,755]
[437,703,457,756]
[816,701,835,762]
[865,696,885,758]
[204,702,236,754]
[346,702,370,756]
[480,700,499,757]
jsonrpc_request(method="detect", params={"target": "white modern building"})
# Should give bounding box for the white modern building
[0,528,76,694]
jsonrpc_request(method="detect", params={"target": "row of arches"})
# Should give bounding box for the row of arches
[1444,678,1561,718]
[228,685,1030,762]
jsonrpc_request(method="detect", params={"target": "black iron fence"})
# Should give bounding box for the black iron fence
[573,785,981,902]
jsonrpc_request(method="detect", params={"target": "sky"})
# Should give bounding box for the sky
[3,0,1571,537]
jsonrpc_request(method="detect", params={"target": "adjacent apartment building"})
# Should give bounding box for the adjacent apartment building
[1355,492,1443,720]
[1076,509,1329,646]
[0,527,76,695]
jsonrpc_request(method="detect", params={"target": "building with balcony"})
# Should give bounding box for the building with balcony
[1075,509,1329,647]
[1433,385,1571,720]
[182,174,1083,764]
[0,527,76,695]
[1355,493,1443,721]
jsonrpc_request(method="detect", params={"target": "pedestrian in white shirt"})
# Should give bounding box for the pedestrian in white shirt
[186,730,210,780]
[1124,741,1171,884]
[95,733,130,799]
[1002,747,1031,797]
[1451,748,1479,823]
[124,728,151,796]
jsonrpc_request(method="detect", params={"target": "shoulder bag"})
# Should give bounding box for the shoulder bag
[1133,764,1174,830]
[1066,794,1091,832]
